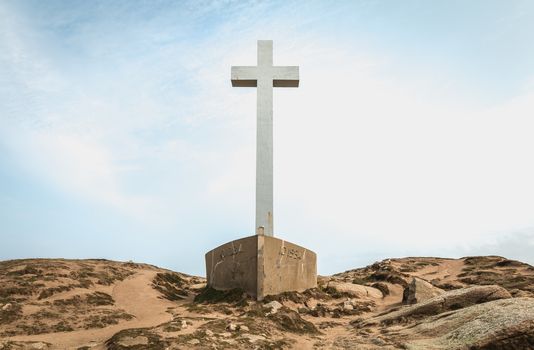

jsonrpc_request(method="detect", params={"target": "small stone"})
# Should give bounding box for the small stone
[263,300,283,314]
[239,325,249,332]
[205,329,214,336]
[298,307,309,314]
[181,320,188,329]
[372,338,387,346]
[1,303,12,311]
[187,339,200,345]
[30,343,48,350]
[226,323,237,331]
[243,334,267,343]
[343,301,354,311]
[117,336,149,347]
[305,298,318,309]
[221,332,232,338]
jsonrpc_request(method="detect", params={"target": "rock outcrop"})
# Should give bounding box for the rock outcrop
[360,284,512,326]
[326,281,383,299]
[405,297,534,349]
[402,277,444,304]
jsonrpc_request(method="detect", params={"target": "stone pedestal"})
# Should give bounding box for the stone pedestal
[205,235,317,300]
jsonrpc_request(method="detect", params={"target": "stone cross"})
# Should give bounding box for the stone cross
[231,40,299,237]
[205,42,314,300]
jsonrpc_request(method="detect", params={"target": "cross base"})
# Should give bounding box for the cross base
[205,235,317,300]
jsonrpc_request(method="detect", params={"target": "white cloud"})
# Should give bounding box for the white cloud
[3,127,156,219]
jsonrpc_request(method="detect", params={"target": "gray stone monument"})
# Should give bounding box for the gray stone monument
[205,40,317,300]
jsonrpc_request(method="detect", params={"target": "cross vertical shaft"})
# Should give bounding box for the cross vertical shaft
[231,40,299,237]
[256,40,274,236]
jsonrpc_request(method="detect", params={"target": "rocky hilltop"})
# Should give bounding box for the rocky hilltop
[0,256,533,349]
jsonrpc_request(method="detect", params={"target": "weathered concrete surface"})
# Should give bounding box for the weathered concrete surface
[205,235,316,300]
[205,236,258,297]
[231,40,299,237]
[260,235,317,298]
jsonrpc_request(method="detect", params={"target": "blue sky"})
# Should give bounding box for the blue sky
[1,0,533,275]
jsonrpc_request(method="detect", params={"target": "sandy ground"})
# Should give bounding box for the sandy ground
[417,258,464,281]
[7,269,175,349]
[3,256,532,349]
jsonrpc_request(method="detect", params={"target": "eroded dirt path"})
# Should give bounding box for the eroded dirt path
[7,269,175,349]
[421,259,464,281]
[112,270,174,329]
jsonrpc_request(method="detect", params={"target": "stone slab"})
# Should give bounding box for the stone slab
[205,235,317,300]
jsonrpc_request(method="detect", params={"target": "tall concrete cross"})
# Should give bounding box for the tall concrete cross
[231,40,299,237]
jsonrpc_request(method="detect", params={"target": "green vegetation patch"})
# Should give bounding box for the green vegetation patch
[194,287,247,304]
[69,265,134,286]
[0,287,32,299]
[184,302,211,314]
[366,271,408,287]
[333,260,410,289]
[87,291,114,306]
[459,256,534,294]
[268,307,320,335]
[106,328,168,350]
[38,285,74,300]
[152,273,189,301]
[53,295,83,306]
[0,302,22,325]
[371,282,390,296]
[84,311,134,329]
[6,266,43,277]
[462,256,529,269]
[0,341,52,349]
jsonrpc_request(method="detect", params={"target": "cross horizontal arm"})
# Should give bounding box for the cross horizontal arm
[231,66,258,87]
[273,66,299,87]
